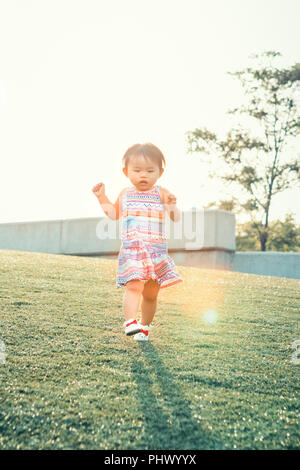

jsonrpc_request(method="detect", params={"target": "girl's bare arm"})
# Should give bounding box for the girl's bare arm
[92,183,125,220]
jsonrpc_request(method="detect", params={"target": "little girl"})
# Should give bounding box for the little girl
[92,142,183,341]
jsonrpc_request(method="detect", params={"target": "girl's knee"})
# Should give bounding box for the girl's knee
[142,281,160,301]
[125,280,144,294]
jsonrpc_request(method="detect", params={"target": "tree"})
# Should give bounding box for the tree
[235,213,300,252]
[267,213,300,252]
[186,51,300,251]
[204,197,239,212]
[236,221,261,251]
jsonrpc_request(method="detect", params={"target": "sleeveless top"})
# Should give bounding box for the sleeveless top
[120,184,167,250]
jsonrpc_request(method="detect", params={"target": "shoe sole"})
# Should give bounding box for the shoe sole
[133,335,149,341]
[125,327,141,336]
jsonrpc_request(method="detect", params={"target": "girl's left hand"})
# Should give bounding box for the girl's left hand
[166,193,177,205]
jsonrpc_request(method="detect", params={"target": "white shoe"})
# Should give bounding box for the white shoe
[123,318,141,336]
[133,324,150,341]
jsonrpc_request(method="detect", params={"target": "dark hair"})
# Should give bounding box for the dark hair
[122,143,166,171]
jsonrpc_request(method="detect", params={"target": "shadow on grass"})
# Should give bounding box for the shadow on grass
[131,342,224,450]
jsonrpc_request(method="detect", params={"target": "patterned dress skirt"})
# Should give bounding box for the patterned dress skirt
[116,239,183,289]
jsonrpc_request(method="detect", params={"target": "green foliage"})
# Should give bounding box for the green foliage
[236,221,261,251]
[267,214,300,252]
[204,197,239,212]
[236,213,300,252]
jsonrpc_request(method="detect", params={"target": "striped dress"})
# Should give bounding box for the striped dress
[116,184,183,289]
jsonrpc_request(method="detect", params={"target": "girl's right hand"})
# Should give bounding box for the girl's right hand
[92,182,106,198]
[166,193,177,206]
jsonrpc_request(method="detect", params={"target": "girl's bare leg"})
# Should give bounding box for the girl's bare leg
[140,279,160,326]
[123,280,144,321]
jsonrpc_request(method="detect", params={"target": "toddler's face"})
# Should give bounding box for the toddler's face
[123,154,163,191]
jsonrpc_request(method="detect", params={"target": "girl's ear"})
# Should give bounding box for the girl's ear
[123,167,128,177]
[159,168,164,177]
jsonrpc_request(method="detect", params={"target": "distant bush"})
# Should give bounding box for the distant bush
[236,213,300,252]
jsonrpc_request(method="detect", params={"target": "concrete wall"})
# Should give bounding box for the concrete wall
[1,210,299,279]
[0,209,236,255]
[232,252,300,280]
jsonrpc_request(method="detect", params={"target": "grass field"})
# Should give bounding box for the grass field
[0,248,299,450]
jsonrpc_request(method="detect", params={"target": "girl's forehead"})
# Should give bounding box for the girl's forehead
[129,154,157,168]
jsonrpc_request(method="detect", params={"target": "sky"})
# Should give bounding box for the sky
[0,0,299,225]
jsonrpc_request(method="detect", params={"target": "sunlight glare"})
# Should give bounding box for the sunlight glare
[203,310,218,325]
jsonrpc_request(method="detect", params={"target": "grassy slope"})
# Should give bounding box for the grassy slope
[0,249,299,450]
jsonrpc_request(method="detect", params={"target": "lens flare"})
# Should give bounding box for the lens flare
[203,310,218,325]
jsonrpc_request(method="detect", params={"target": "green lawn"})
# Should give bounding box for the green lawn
[0,249,299,450]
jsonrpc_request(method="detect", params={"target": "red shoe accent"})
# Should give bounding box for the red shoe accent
[126,319,137,327]
[140,329,149,336]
